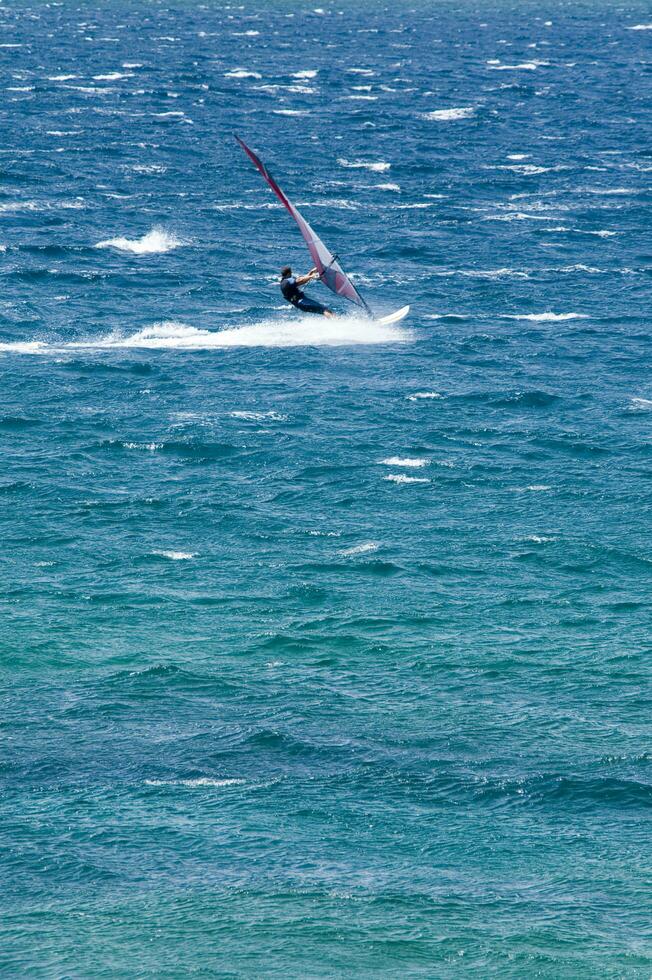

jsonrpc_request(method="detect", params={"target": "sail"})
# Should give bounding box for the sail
[235,136,370,313]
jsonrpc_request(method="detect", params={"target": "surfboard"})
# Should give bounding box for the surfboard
[375,305,410,326]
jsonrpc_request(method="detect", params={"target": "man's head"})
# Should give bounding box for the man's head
[281,265,292,279]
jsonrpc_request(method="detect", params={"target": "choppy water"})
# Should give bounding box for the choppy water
[1,1,651,976]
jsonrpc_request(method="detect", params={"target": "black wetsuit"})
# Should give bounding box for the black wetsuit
[280,275,329,315]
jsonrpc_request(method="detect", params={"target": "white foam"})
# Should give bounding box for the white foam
[48,74,77,81]
[502,164,552,175]
[630,397,652,410]
[1,317,412,356]
[376,182,400,191]
[407,391,442,401]
[525,485,552,492]
[380,457,429,467]
[0,340,47,355]
[628,23,652,29]
[124,442,162,451]
[337,158,390,172]
[93,71,130,80]
[273,109,308,116]
[505,312,588,322]
[422,107,475,121]
[384,474,430,484]
[111,318,410,349]
[456,268,530,280]
[291,69,318,79]
[153,550,196,560]
[339,542,379,556]
[224,68,262,79]
[487,61,545,70]
[95,227,185,254]
[145,778,244,788]
[229,410,287,421]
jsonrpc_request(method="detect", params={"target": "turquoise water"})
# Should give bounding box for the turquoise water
[1,1,651,975]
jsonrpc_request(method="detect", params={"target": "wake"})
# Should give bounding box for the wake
[0,316,413,355]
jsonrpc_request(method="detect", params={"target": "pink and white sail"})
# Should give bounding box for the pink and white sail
[236,136,370,313]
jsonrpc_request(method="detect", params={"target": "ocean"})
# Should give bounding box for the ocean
[1,0,651,976]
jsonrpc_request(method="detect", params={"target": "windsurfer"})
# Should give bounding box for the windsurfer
[279,266,335,317]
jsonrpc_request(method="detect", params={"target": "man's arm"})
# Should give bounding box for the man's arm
[294,267,319,287]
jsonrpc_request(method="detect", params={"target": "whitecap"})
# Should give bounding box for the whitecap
[229,410,287,421]
[384,474,430,484]
[339,542,379,556]
[629,397,652,411]
[380,457,429,467]
[95,227,186,254]
[224,68,262,79]
[93,72,130,80]
[422,107,475,121]
[291,69,318,79]
[407,391,442,401]
[272,109,308,116]
[145,778,244,787]
[376,183,400,191]
[124,442,162,451]
[488,61,547,70]
[628,23,652,30]
[505,312,588,322]
[337,158,390,172]
[47,74,77,81]
[152,550,196,560]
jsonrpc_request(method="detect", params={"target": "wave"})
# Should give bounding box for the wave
[0,317,412,355]
[339,542,379,557]
[95,227,186,254]
[152,550,196,560]
[380,456,429,467]
[406,391,442,401]
[384,474,429,484]
[224,68,261,79]
[145,778,245,788]
[505,312,589,322]
[628,23,652,29]
[337,158,390,172]
[93,71,131,81]
[487,61,546,70]
[422,107,475,120]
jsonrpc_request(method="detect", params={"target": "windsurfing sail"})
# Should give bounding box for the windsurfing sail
[235,135,371,314]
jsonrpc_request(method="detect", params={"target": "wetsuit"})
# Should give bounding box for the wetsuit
[280,275,329,315]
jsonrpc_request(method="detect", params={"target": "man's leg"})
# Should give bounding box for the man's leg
[297,296,335,317]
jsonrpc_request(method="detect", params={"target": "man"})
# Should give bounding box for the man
[279,265,335,318]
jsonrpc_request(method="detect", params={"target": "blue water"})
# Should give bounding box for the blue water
[2,0,651,975]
